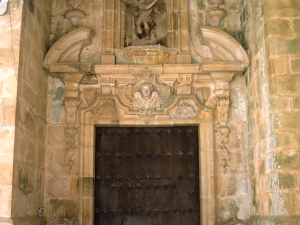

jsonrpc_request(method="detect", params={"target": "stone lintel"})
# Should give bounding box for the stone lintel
[176,54,192,64]
[49,63,93,77]
[101,54,116,64]
[202,62,245,73]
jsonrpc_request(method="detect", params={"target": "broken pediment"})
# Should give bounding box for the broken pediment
[44,26,249,67]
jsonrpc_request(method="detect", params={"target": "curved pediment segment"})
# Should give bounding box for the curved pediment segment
[201,26,250,68]
[44,27,93,68]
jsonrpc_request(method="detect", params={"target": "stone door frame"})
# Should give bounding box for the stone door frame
[44,26,249,225]
[79,119,215,224]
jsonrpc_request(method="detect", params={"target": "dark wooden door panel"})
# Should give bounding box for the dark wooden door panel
[95,127,200,225]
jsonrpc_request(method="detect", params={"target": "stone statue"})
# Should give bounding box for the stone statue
[121,0,163,45]
[134,82,159,110]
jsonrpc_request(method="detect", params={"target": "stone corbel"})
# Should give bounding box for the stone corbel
[48,62,93,123]
[59,73,83,124]
[214,90,230,126]
[210,72,233,126]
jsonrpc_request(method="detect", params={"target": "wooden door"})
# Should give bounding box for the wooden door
[95,127,200,225]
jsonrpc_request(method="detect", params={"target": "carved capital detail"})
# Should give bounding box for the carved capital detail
[64,98,80,124]
[215,95,230,125]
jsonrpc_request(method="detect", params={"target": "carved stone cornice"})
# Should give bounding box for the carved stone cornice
[114,46,178,65]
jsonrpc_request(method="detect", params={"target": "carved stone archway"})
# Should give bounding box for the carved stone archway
[44,24,249,224]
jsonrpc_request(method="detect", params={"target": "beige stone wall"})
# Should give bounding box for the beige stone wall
[242,0,300,224]
[0,1,22,224]
[10,0,51,224]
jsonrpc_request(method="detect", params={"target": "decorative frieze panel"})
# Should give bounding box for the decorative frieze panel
[114,46,177,64]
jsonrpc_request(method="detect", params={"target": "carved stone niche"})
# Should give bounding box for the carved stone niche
[44,25,249,225]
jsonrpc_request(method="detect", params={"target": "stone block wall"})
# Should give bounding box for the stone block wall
[10,0,51,224]
[242,0,300,223]
[0,1,21,224]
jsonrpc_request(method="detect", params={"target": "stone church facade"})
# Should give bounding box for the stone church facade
[0,0,300,224]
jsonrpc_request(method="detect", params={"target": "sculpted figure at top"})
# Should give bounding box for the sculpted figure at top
[121,0,162,40]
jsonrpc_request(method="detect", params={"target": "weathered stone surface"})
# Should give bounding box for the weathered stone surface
[270,75,300,96]
[268,132,294,150]
[47,125,66,145]
[275,152,300,170]
[1,0,300,224]
[249,216,300,225]
[272,112,300,130]
[268,56,288,75]
[46,177,77,198]
[264,0,300,18]
[266,173,298,190]
[293,19,300,33]
[265,19,291,35]
[290,57,300,74]
[267,36,300,56]
[269,96,291,112]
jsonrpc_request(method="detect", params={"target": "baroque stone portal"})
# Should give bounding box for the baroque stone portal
[44,1,249,223]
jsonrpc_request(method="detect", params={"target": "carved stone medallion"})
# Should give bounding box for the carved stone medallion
[118,67,172,117]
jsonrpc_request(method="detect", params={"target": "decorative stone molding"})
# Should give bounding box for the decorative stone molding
[216,125,230,173]
[44,28,94,69]
[44,23,249,224]
[201,27,250,67]
[114,46,177,64]
[64,126,78,173]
